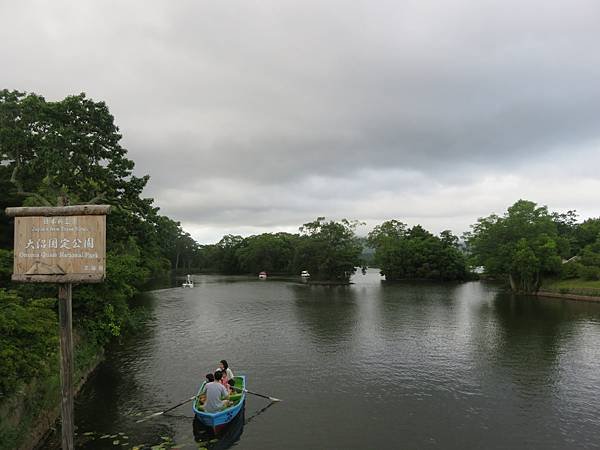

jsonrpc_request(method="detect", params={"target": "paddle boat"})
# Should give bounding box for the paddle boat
[182,274,194,288]
[258,271,267,280]
[193,375,246,430]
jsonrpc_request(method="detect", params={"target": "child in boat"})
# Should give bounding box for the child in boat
[217,360,235,392]
[216,368,231,393]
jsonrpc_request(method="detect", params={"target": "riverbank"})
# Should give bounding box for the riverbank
[30,348,104,450]
[538,278,600,302]
[0,289,158,450]
[537,290,600,303]
[0,339,104,450]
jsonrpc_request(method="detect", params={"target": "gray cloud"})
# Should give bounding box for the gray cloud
[2,0,600,242]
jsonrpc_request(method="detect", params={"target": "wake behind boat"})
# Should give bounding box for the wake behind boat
[192,375,246,429]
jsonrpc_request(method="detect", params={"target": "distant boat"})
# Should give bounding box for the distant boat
[182,274,194,288]
[258,271,267,280]
[300,270,310,278]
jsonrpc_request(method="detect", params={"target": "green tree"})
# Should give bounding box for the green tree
[465,200,565,293]
[574,218,600,251]
[292,217,362,281]
[236,232,299,274]
[215,235,244,274]
[368,221,467,281]
[0,90,149,208]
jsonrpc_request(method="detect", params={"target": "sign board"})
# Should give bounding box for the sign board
[6,205,110,283]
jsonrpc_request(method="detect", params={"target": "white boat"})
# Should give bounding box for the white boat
[258,271,267,280]
[182,274,194,288]
[300,270,310,278]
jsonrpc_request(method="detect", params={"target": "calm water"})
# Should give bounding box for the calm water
[45,270,600,449]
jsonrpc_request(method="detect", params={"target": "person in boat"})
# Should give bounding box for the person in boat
[198,373,214,404]
[204,370,232,412]
[216,360,234,392]
[218,359,235,380]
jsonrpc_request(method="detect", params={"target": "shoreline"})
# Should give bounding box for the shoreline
[29,351,104,450]
[536,290,600,303]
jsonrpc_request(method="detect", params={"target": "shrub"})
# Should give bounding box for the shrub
[561,261,583,279]
[578,265,600,281]
[0,290,58,397]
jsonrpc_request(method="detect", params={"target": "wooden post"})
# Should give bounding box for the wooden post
[58,283,74,450]
[6,205,110,449]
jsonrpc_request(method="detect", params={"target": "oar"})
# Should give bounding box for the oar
[231,386,281,402]
[136,395,197,423]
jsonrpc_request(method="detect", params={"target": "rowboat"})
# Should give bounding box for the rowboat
[192,375,246,429]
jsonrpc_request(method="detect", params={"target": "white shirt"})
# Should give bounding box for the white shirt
[204,381,229,412]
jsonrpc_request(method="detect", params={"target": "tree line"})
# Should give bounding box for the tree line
[196,199,600,295]
[185,218,470,282]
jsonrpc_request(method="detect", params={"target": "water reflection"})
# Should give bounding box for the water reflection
[42,275,600,450]
[290,284,359,345]
[192,407,245,450]
[472,290,600,392]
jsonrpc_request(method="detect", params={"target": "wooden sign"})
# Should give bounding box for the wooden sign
[6,205,110,283]
[5,204,110,450]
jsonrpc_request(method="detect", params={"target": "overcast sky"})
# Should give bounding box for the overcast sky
[2,1,600,243]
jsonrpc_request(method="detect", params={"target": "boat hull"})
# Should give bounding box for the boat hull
[192,376,246,428]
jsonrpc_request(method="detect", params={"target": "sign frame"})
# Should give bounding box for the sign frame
[6,205,110,284]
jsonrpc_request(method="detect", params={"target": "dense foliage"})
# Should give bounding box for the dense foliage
[368,221,468,281]
[0,289,57,397]
[465,200,600,293]
[465,200,565,293]
[236,232,300,274]
[0,88,200,436]
[193,218,363,281]
[560,218,600,282]
[294,218,363,281]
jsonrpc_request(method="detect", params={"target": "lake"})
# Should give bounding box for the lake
[45,269,600,449]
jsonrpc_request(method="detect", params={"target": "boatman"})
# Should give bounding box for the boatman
[204,370,232,412]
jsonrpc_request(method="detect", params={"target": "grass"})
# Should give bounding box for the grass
[542,278,600,297]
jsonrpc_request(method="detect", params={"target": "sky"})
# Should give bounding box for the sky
[2,0,600,243]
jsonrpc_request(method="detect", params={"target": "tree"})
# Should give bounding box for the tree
[292,217,363,281]
[236,232,299,274]
[0,90,149,208]
[465,200,565,293]
[574,218,600,250]
[368,221,467,281]
[215,235,244,274]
